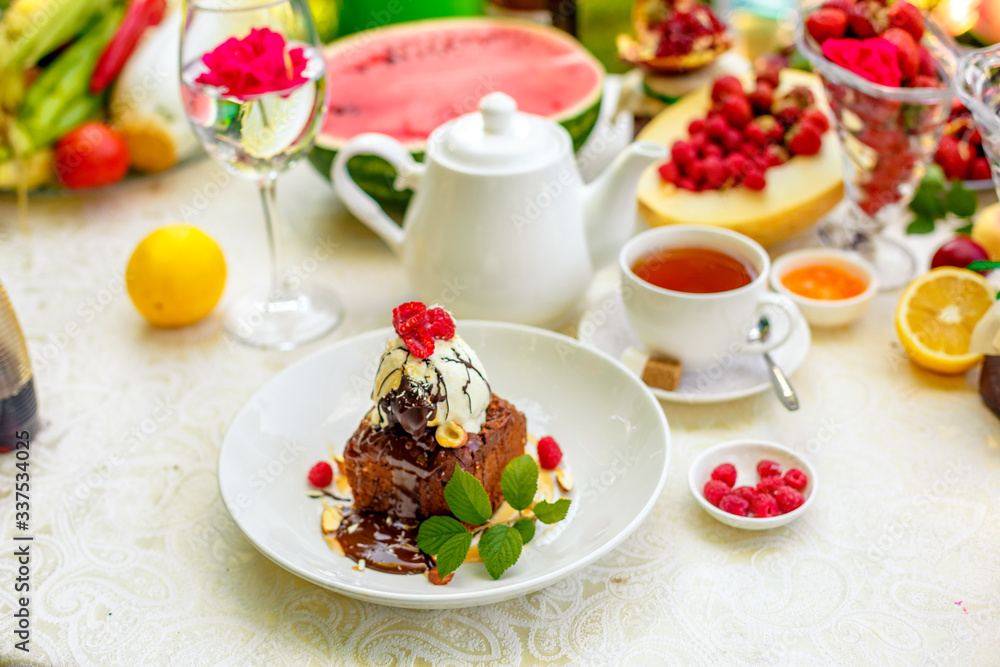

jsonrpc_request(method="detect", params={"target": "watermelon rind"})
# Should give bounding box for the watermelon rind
[310,17,604,212]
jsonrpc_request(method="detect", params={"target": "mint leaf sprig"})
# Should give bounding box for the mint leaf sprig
[417,455,572,580]
[907,165,978,235]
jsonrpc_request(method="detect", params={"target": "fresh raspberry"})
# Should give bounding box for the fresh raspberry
[765,144,790,168]
[711,76,745,105]
[308,461,333,487]
[970,157,992,181]
[757,475,786,495]
[393,301,427,337]
[658,161,680,184]
[719,494,750,516]
[403,327,435,359]
[690,132,709,153]
[748,81,775,115]
[888,0,924,41]
[848,1,887,39]
[702,156,727,190]
[722,127,743,152]
[537,436,563,469]
[801,109,831,134]
[733,486,757,502]
[425,307,455,340]
[750,493,781,517]
[706,113,730,140]
[427,566,454,585]
[724,153,749,179]
[786,123,823,156]
[721,95,753,128]
[757,459,783,478]
[935,136,974,180]
[743,169,766,191]
[774,486,805,513]
[689,118,707,136]
[744,121,768,147]
[774,104,802,128]
[704,143,724,160]
[671,140,698,166]
[704,479,732,506]
[806,8,848,44]
[784,468,809,491]
[711,463,738,487]
[882,28,919,82]
[677,178,698,192]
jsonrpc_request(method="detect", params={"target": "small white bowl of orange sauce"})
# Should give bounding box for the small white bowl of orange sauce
[770,248,878,328]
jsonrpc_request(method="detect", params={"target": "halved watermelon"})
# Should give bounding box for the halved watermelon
[310,18,604,211]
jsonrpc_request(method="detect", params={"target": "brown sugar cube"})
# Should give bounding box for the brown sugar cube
[622,346,682,391]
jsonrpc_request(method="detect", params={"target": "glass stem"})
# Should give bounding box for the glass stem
[258,177,286,300]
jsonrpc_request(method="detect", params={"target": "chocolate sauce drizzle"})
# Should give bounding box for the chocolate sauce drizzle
[333,508,432,575]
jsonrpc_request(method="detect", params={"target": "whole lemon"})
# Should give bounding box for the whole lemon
[126,225,226,327]
[972,203,1000,261]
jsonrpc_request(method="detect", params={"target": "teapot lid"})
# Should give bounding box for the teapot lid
[430,92,569,172]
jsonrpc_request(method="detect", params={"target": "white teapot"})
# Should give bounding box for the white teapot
[332,92,666,327]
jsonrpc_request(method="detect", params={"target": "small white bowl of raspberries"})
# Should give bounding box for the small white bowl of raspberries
[688,439,817,530]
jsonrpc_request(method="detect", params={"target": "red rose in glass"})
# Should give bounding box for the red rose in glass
[196,27,308,100]
[821,37,903,88]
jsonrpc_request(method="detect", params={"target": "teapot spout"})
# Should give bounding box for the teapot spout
[583,140,667,269]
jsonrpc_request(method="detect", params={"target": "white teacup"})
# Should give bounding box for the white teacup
[620,225,795,370]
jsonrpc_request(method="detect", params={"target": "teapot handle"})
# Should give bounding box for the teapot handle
[331,133,424,255]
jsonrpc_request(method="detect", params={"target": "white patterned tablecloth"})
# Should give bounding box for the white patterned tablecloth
[0,159,998,666]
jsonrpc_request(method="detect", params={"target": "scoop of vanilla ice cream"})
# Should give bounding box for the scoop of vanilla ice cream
[368,334,492,436]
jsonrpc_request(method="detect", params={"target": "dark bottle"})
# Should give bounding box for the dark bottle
[0,281,39,452]
[486,0,578,36]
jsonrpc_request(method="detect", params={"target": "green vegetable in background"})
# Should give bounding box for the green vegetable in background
[906,164,979,235]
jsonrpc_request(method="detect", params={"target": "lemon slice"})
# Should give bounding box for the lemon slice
[895,267,995,375]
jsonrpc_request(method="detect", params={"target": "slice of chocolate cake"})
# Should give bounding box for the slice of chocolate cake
[344,394,526,518]
[340,303,526,521]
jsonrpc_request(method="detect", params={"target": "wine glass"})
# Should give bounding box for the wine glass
[180,0,342,350]
[795,4,956,290]
[956,46,1000,200]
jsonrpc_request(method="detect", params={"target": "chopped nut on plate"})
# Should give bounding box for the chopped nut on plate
[556,469,574,492]
[321,506,342,533]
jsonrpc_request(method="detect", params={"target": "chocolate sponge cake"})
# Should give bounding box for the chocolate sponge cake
[344,394,526,519]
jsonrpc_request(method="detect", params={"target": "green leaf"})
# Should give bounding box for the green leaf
[924,163,946,190]
[906,217,936,235]
[909,186,943,219]
[967,261,1000,271]
[478,525,523,580]
[946,182,978,218]
[443,466,493,525]
[500,455,538,511]
[435,532,472,579]
[955,223,974,235]
[533,498,571,524]
[417,516,468,555]
[513,518,535,545]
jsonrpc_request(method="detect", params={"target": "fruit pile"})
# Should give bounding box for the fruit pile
[656,72,831,192]
[391,302,457,359]
[617,0,731,74]
[703,459,808,518]
[935,100,992,182]
[804,0,943,90]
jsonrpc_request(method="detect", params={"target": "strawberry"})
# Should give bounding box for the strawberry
[774,103,802,128]
[786,122,823,156]
[743,168,767,191]
[425,307,455,340]
[888,0,924,41]
[935,136,974,180]
[970,157,992,181]
[754,53,785,88]
[917,45,937,76]
[721,95,753,128]
[706,113,730,140]
[756,115,785,142]
[765,144,790,167]
[393,301,427,337]
[882,27,920,82]
[806,8,848,44]
[748,80,775,115]
[848,1,887,39]
[711,76,745,105]
[658,160,680,184]
[744,121,768,147]
[822,0,855,11]
[801,108,831,133]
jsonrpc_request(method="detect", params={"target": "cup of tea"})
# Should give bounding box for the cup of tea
[619,225,795,370]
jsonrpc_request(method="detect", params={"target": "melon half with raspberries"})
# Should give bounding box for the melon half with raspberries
[637,69,844,247]
[310,18,604,211]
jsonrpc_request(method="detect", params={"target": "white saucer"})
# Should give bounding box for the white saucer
[577,289,811,404]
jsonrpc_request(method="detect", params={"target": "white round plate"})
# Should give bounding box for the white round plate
[577,288,811,404]
[218,321,670,609]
